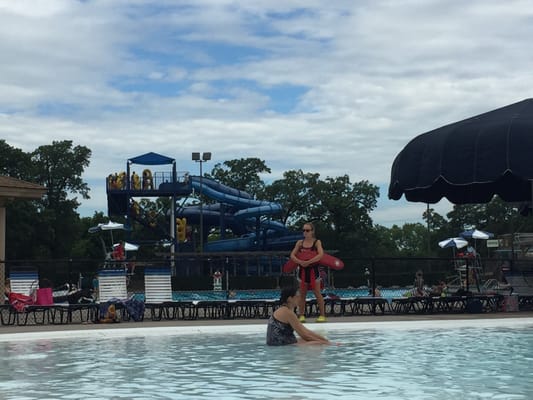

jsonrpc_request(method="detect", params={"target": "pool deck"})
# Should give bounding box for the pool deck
[2,311,533,335]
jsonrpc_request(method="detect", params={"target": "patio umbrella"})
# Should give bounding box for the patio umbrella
[439,237,468,258]
[439,237,473,291]
[438,237,468,250]
[113,242,139,251]
[88,221,131,257]
[460,229,494,240]
[88,221,130,233]
[460,228,494,257]
[388,98,533,205]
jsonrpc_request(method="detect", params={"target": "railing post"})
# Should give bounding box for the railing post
[371,258,377,314]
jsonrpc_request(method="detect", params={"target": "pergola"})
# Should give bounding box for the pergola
[0,176,47,297]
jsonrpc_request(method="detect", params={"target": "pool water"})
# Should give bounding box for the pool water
[1,319,532,399]
[136,288,409,302]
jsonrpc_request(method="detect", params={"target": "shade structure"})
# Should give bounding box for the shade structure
[128,152,175,166]
[460,229,494,240]
[88,221,131,256]
[113,242,139,251]
[438,237,468,249]
[388,99,533,204]
[88,221,129,233]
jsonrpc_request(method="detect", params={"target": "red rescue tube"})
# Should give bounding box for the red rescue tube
[282,252,344,273]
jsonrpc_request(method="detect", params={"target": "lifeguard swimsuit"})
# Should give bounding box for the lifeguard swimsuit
[266,315,297,346]
[298,240,320,290]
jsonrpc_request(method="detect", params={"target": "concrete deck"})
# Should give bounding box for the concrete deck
[2,311,532,335]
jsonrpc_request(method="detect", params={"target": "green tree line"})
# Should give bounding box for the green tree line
[3,140,533,263]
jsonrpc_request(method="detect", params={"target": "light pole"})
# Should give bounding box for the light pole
[192,152,211,252]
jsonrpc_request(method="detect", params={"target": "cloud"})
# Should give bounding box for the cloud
[2,0,533,225]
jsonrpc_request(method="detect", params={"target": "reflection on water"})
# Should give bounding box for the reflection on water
[1,326,533,399]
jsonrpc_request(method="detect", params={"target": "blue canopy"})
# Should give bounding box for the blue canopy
[128,152,175,165]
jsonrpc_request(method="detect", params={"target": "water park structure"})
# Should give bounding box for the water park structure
[106,152,301,253]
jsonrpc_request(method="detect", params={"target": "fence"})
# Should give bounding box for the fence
[5,253,531,292]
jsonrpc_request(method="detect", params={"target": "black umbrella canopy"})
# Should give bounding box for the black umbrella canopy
[388,98,533,204]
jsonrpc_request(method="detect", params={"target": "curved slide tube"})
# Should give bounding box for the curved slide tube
[185,176,298,251]
[190,176,282,214]
[190,176,253,200]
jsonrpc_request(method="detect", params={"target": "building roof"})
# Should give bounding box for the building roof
[0,176,47,199]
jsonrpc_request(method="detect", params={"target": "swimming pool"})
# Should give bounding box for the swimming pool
[1,319,532,399]
[136,288,410,302]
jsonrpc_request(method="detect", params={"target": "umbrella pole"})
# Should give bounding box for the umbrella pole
[465,259,469,293]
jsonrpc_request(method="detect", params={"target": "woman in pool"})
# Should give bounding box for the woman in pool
[290,222,327,323]
[266,286,330,346]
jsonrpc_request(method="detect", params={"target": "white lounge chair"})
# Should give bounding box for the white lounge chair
[144,266,173,320]
[97,268,127,302]
[9,268,39,296]
[144,266,173,303]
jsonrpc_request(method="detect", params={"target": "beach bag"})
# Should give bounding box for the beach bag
[35,287,54,305]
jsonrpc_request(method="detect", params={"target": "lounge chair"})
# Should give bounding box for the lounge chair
[144,266,174,320]
[97,268,128,302]
[503,272,533,310]
[96,268,146,322]
[9,268,39,296]
[6,268,59,325]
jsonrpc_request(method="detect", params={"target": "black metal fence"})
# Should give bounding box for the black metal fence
[5,252,532,292]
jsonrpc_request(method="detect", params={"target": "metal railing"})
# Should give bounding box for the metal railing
[5,253,530,292]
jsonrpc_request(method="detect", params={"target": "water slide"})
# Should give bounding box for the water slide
[178,177,296,251]
[190,177,282,218]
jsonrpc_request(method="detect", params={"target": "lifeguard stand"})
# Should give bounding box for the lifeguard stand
[106,152,193,246]
[454,248,483,292]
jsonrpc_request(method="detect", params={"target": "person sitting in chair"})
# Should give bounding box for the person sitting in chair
[429,281,447,297]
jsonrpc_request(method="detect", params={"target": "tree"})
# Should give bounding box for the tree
[209,158,271,194]
[3,141,91,259]
[308,177,379,257]
[309,176,378,233]
[264,171,379,256]
[422,207,452,256]
[5,200,42,259]
[0,140,33,179]
[446,197,533,238]
[263,170,320,225]
[388,223,429,257]
[32,140,91,209]
[368,224,401,257]
[72,212,112,259]
[29,141,91,258]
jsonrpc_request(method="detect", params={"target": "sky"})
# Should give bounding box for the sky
[2,0,533,227]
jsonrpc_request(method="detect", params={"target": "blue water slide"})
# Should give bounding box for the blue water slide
[185,176,292,251]
[190,176,252,200]
[190,176,282,216]
[177,205,246,235]
[259,220,289,235]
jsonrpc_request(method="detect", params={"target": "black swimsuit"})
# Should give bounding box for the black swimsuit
[298,240,320,288]
[266,315,297,346]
